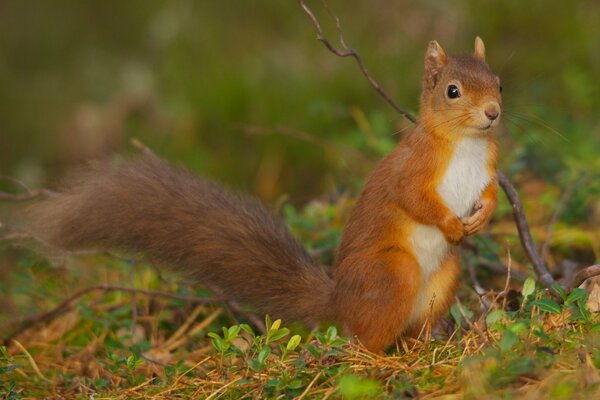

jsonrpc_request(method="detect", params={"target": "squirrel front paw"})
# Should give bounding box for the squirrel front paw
[440,215,464,245]
[461,201,493,236]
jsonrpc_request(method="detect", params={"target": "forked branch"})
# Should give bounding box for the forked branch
[298,0,416,123]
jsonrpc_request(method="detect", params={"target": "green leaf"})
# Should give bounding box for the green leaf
[577,300,591,322]
[304,344,320,359]
[326,326,338,342]
[240,324,255,336]
[566,288,588,304]
[257,347,271,365]
[126,355,136,369]
[267,328,290,343]
[288,379,304,390]
[93,378,110,389]
[337,374,382,399]
[485,309,506,325]
[227,325,241,340]
[270,319,282,331]
[532,299,562,314]
[522,277,536,299]
[207,333,224,352]
[286,334,302,351]
[508,321,527,334]
[450,304,463,325]
[533,329,551,340]
[552,283,567,301]
[450,303,473,326]
[265,315,272,331]
[499,330,518,352]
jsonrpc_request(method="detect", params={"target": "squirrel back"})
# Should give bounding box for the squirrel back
[32,156,335,323]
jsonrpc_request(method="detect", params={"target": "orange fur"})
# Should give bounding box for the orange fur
[335,37,502,353]
[405,251,461,337]
[32,38,502,355]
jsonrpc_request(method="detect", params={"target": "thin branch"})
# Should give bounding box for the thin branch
[497,171,557,293]
[464,256,492,311]
[568,265,600,290]
[298,0,417,123]
[240,123,372,162]
[0,175,57,200]
[462,239,527,281]
[1,285,223,345]
[1,229,267,336]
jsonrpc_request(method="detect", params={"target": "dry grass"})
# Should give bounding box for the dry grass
[0,245,599,399]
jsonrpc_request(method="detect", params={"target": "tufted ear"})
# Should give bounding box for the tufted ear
[474,36,486,61]
[424,40,448,89]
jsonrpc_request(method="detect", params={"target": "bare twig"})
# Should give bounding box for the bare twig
[476,256,527,282]
[1,285,222,344]
[0,175,57,200]
[465,256,492,311]
[462,239,527,282]
[298,0,417,123]
[501,249,513,310]
[568,265,600,290]
[497,172,558,293]
[240,124,372,162]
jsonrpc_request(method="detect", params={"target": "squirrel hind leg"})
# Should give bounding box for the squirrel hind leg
[334,250,423,354]
[405,252,460,338]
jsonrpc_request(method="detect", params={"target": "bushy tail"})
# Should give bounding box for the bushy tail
[31,156,335,323]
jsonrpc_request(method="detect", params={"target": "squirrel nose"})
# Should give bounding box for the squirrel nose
[484,103,500,121]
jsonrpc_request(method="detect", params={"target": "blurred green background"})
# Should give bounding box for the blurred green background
[1,0,599,208]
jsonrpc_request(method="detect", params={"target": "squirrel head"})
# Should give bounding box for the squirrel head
[419,37,502,139]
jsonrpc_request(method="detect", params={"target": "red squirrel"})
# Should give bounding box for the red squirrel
[32,37,501,354]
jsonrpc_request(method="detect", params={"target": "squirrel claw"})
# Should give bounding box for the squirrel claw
[461,209,488,236]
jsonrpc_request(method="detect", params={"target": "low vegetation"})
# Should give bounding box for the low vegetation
[1,196,599,398]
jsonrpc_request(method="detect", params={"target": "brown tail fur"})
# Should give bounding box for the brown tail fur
[31,156,335,323]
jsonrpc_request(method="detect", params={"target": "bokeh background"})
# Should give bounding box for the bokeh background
[1,3,599,396]
[1,0,599,219]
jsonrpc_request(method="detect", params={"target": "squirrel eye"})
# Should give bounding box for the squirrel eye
[499,85,503,93]
[447,84,461,99]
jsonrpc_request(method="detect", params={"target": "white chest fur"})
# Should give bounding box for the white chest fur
[409,137,490,276]
[437,137,491,218]
[407,137,490,323]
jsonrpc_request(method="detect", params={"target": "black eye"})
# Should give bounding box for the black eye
[499,85,503,93]
[447,84,460,99]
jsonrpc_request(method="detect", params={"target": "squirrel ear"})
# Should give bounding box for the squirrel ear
[424,40,448,89]
[474,36,486,61]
